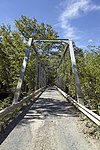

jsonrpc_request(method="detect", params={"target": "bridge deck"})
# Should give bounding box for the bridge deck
[0,87,97,150]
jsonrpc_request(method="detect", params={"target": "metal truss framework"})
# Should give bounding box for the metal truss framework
[13,38,84,105]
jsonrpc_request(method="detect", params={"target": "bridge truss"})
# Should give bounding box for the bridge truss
[0,39,100,128]
[13,38,83,105]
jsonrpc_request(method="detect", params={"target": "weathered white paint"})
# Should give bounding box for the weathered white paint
[68,40,84,104]
[13,38,33,104]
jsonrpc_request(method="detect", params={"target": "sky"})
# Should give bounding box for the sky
[0,0,100,49]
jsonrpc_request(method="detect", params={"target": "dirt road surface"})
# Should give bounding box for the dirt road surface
[0,87,99,150]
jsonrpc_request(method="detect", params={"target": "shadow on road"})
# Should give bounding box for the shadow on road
[18,98,77,126]
[0,90,77,144]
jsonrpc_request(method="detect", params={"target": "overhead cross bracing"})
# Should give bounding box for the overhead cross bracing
[33,39,69,43]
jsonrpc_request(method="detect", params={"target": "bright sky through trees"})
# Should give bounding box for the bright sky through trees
[0,0,100,49]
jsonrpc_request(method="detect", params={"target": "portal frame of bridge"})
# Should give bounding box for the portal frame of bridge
[13,38,84,105]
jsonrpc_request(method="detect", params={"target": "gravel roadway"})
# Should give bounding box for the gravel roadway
[0,87,99,150]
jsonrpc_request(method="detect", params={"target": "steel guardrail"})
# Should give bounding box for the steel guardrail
[56,86,100,126]
[0,86,46,121]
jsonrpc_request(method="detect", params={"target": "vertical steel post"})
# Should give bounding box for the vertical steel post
[39,63,42,88]
[45,70,46,86]
[38,62,40,88]
[13,38,33,104]
[42,65,44,87]
[43,68,44,87]
[35,59,39,90]
[40,63,41,88]
[56,69,59,87]
[46,67,48,86]
[41,64,42,87]
[68,40,84,104]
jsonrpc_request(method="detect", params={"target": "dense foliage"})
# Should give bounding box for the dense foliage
[0,16,100,113]
[57,46,100,112]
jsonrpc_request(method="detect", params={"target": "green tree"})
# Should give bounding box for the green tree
[0,16,58,107]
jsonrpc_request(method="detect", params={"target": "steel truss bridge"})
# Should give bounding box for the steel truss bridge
[0,38,100,149]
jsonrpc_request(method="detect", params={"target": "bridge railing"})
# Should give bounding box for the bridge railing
[56,86,100,126]
[0,86,46,130]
